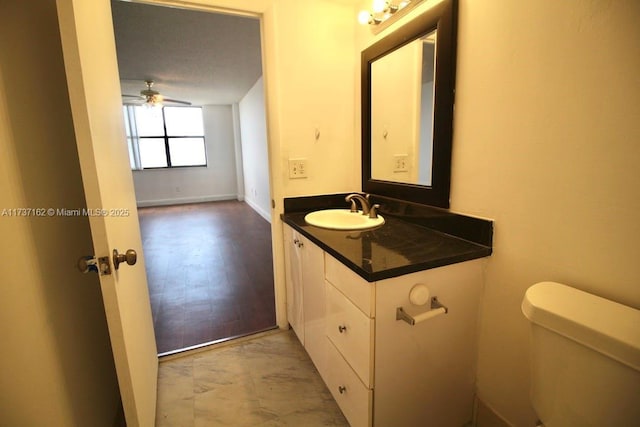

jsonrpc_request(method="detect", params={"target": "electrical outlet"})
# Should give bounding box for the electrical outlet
[393,155,409,172]
[288,159,308,179]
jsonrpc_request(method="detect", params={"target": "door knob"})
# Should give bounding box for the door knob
[113,249,137,270]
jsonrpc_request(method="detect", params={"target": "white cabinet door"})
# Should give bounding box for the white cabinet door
[283,226,304,343]
[373,259,484,427]
[300,235,326,377]
[283,224,327,376]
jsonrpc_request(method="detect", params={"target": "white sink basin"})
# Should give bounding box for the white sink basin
[304,209,385,230]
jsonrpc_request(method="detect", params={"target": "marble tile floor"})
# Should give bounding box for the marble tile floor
[156,329,349,426]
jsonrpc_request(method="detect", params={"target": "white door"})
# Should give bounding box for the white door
[56,1,158,426]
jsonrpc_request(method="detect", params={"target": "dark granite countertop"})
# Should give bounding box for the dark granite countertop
[281,194,493,282]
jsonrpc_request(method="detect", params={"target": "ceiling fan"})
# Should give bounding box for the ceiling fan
[122,80,191,107]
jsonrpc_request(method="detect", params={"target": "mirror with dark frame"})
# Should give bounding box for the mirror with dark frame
[361,0,457,208]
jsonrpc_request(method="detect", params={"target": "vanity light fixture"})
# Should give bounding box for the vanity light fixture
[358,10,382,25]
[358,0,426,31]
[358,0,409,26]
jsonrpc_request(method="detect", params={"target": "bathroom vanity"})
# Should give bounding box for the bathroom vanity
[281,194,492,427]
[281,2,479,424]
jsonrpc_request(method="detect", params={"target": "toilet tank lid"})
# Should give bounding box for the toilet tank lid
[522,282,640,372]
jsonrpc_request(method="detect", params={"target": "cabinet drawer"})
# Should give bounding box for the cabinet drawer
[326,281,374,388]
[326,339,372,427]
[325,254,375,317]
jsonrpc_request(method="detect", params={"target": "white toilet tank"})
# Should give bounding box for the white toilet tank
[522,282,640,427]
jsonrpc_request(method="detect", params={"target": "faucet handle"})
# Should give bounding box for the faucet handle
[369,204,380,219]
[348,199,358,212]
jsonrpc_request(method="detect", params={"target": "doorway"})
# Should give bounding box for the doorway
[139,201,275,354]
[111,0,276,354]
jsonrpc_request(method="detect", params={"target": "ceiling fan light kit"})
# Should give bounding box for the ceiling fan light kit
[122,80,191,107]
[140,80,163,107]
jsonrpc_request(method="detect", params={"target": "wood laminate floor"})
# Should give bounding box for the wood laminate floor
[138,201,277,354]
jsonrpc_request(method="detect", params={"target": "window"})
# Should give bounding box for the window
[123,106,207,169]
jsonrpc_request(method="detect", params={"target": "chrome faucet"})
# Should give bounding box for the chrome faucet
[345,193,380,219]
[345,193,371,215]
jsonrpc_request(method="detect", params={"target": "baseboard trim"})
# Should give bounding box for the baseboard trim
[474,396,513,427]
[244,197,271,223]
[136,194,237,207]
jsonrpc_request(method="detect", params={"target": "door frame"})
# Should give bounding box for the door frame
[112,0,287,331]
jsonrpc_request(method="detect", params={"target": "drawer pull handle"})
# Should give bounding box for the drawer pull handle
[338,385,347,394]
[338,325,347,333]
[396,297,448,325]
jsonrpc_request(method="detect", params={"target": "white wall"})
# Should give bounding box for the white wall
[359,0,640,425]
[0,1,121,425]
[239,76,271,221]
[132,104,238,206]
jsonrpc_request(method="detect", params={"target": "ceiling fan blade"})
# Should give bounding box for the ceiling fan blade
[122,82,191,106]
[162,97,192,106]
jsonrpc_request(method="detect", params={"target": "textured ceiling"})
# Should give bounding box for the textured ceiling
[111,1,262,106]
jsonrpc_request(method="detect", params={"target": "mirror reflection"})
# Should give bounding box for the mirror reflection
[371,30,436,186]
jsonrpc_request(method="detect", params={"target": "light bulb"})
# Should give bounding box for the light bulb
[358,10,372,25]
[372,0,387,14]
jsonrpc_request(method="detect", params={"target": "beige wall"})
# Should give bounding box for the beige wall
[0,1,120,425]
[270,0,359,198]
[456,1,640,424]
[359,0,640,425]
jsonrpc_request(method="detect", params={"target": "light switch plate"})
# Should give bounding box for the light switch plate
[288,159,308,179]
[393,154,409,172]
